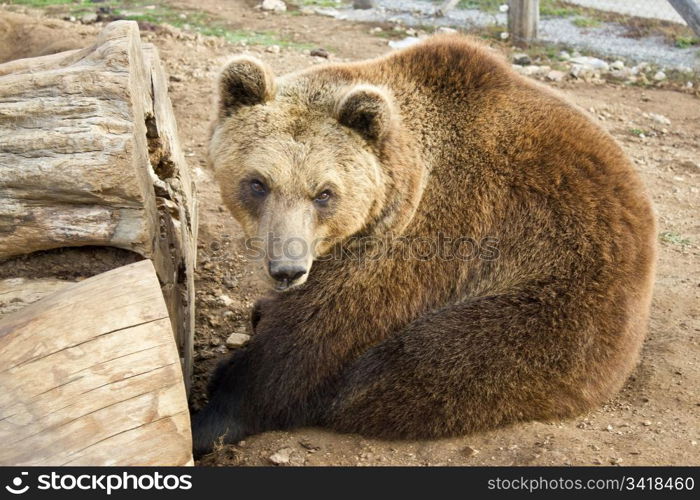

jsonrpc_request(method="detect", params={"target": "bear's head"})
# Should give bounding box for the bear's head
[209,56,423,291]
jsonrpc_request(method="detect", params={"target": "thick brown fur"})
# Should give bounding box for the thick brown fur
[193,35,656,456]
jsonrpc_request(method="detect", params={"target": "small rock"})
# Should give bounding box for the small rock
[269,447,304,466]
[648,112,671,125]
[260,0,287,13]
[570,63,594,79]
[265,45,281,54]
[546,70,566,82]
[269,447,294,465]
[81,12,98,24]
[169,75,183,82]
[462,446,480,457]
[610,60,625,71]
[558,50,571,60]
[609,68,632,81]
[570,56,609,71]
[217,293,235,307]
[514,64,550,77]
[310,48,330,58]
[606,424,614,432]
[653,71,666,81]
[388,36,421,49]
[226,332,251,349]
[631,62,650,76]
[436,27,458,35]
[642,420,652,426]
[369,27,383,34]
[513,53,532,66]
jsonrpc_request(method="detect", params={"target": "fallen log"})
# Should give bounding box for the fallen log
[0,260,193,466]
[0,20,197,387]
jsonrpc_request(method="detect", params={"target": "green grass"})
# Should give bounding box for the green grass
[115,4,303,47]
[572,16,601,28]
[674,35,700,49]
[7,0,81,6]
[540,0,586,17]
[456,0,504,13]
[629,128,648,137]
[659,231,692,247]
[290,0,342,7]
[8,0,311,49]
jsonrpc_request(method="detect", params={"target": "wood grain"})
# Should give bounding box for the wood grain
[508,0,540,46]
[0,20,197,387]
[0,260,193,466]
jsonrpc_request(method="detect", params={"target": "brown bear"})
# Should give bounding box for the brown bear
[193,35,656,457]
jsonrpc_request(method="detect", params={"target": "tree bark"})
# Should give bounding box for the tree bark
[0,21,197,387]
[508,0,539,47]
[669,0,700,36]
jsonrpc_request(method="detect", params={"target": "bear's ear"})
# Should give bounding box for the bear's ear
[335,85,395,141]
[218,56,276,117]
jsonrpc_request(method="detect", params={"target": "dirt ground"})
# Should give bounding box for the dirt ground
[2,1,698,467]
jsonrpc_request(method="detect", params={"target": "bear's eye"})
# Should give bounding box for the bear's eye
[314,190,332,205]
[250,179,267,197]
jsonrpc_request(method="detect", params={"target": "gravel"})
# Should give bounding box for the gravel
[314,0,699,70]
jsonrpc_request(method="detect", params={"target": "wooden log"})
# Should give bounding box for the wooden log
[669,0,700,36]
[0,21,197,387]
[0,277,71,319]
[0,260,193,466]
[508,0,539,47]
[0,21,156,258]
[142,43,198,387]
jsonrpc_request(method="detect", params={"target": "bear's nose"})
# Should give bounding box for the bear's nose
[268,261,307,284]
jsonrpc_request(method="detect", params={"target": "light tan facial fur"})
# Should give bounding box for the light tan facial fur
[209,58,396,290]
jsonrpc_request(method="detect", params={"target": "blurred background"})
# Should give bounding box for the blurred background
[319,0,700,71]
